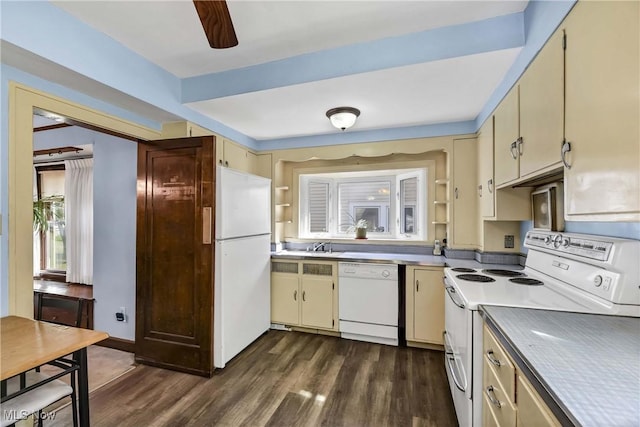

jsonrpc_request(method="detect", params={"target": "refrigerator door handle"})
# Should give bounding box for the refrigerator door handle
[203,207,212,244]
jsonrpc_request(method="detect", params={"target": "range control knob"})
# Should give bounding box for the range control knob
[553,234,563,248]
[594,275,603,287]
[381,270,390,278]
[544,235,552,245]
[562,237,571,248]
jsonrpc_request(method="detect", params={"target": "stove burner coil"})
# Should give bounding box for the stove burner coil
[456,274,495,283]
[509,277,544,286]
[451,267,476,273]
[482,269,525,277]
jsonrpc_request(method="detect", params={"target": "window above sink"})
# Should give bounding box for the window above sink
[299,168,427,241]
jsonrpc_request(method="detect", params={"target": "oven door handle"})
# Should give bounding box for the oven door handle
[445,285,466,309]
[442,331,466,393]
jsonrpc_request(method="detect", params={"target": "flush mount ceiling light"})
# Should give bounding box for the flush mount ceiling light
[326,107,360,131]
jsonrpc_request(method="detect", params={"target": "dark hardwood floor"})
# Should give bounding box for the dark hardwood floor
[50,331,458,426]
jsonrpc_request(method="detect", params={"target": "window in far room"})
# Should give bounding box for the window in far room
[300,168,426,240]
[35,165,67,274]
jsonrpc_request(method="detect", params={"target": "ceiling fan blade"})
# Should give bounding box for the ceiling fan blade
[193,0,238,49]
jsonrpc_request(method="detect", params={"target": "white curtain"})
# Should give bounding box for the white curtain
[33,166,40,277]
[65,159,93,284]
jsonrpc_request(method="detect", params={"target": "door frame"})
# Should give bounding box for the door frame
[6,82,161,316]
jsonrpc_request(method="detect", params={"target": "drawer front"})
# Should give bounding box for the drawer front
[483,325,516,401]
[483,393,502,427]
[516,374,561,427]
[483,358,517,427]
[40,306,79,326]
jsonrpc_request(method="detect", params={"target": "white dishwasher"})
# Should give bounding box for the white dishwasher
[338,262,399,346]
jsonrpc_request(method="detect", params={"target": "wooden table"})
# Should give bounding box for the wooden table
[1,316,108,426]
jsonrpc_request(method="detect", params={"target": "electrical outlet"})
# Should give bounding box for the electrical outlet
[504,235,515,249]
[115,307,127,322]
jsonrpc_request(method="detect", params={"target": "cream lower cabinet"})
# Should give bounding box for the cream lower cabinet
[271,270,300,325]
[300,275,334,329]
[482,324,559,427]
[270,260,338,332]
[406,266,444,346]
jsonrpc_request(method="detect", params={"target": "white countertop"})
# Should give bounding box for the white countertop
[481,305,640,427]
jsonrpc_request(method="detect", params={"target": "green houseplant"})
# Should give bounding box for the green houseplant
[33,195,64,232]
[342,212,368,239]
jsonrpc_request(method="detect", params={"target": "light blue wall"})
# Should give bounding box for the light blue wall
[92,135,137,341]
[32,126,137,340]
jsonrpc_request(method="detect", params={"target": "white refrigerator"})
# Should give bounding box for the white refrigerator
[213,167,271,368]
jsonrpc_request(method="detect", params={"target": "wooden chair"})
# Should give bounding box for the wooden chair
[36,294,84,328]
[1,370,77,427]
[0,296,85,426]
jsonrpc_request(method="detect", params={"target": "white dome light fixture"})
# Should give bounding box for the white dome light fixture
[326,107,360,131]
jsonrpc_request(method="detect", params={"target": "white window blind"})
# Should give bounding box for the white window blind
[308,181,329,233]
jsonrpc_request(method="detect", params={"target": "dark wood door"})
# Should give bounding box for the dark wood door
[136,136,215,377]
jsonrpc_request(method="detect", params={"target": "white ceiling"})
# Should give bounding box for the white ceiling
[48,0,529,142]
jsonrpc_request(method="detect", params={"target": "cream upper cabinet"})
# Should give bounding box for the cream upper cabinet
[563,0,640,221]
[477,117,532,223]
[217,138,257,174]
[518,29,564,178]
[494,86,520,186]
[406,266,444,346]
[452,138,478,248]
[478,118,496,218]
[494,29,564,188]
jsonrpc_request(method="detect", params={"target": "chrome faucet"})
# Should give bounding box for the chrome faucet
[311,242,331,253]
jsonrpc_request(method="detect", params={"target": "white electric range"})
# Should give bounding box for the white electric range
[442,230,640,427]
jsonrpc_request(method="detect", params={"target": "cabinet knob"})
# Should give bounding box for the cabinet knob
[416,280,420,292]
[293,290,297,301]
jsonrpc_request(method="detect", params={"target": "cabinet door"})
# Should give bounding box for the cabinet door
[271,274,300,325]
[564,1,640,220]
[300,276,334,329]
[223,139,253,173]
[413,268,444,344]
[494,86,520,186]
[517,374,560,427]
[452,138,478,247]
[519,29,564,177]
[478,118,495,218]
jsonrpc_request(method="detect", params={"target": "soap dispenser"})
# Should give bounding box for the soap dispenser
[433,240,442,256]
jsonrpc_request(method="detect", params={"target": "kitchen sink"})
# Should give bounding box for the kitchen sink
[274,250,343,258]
